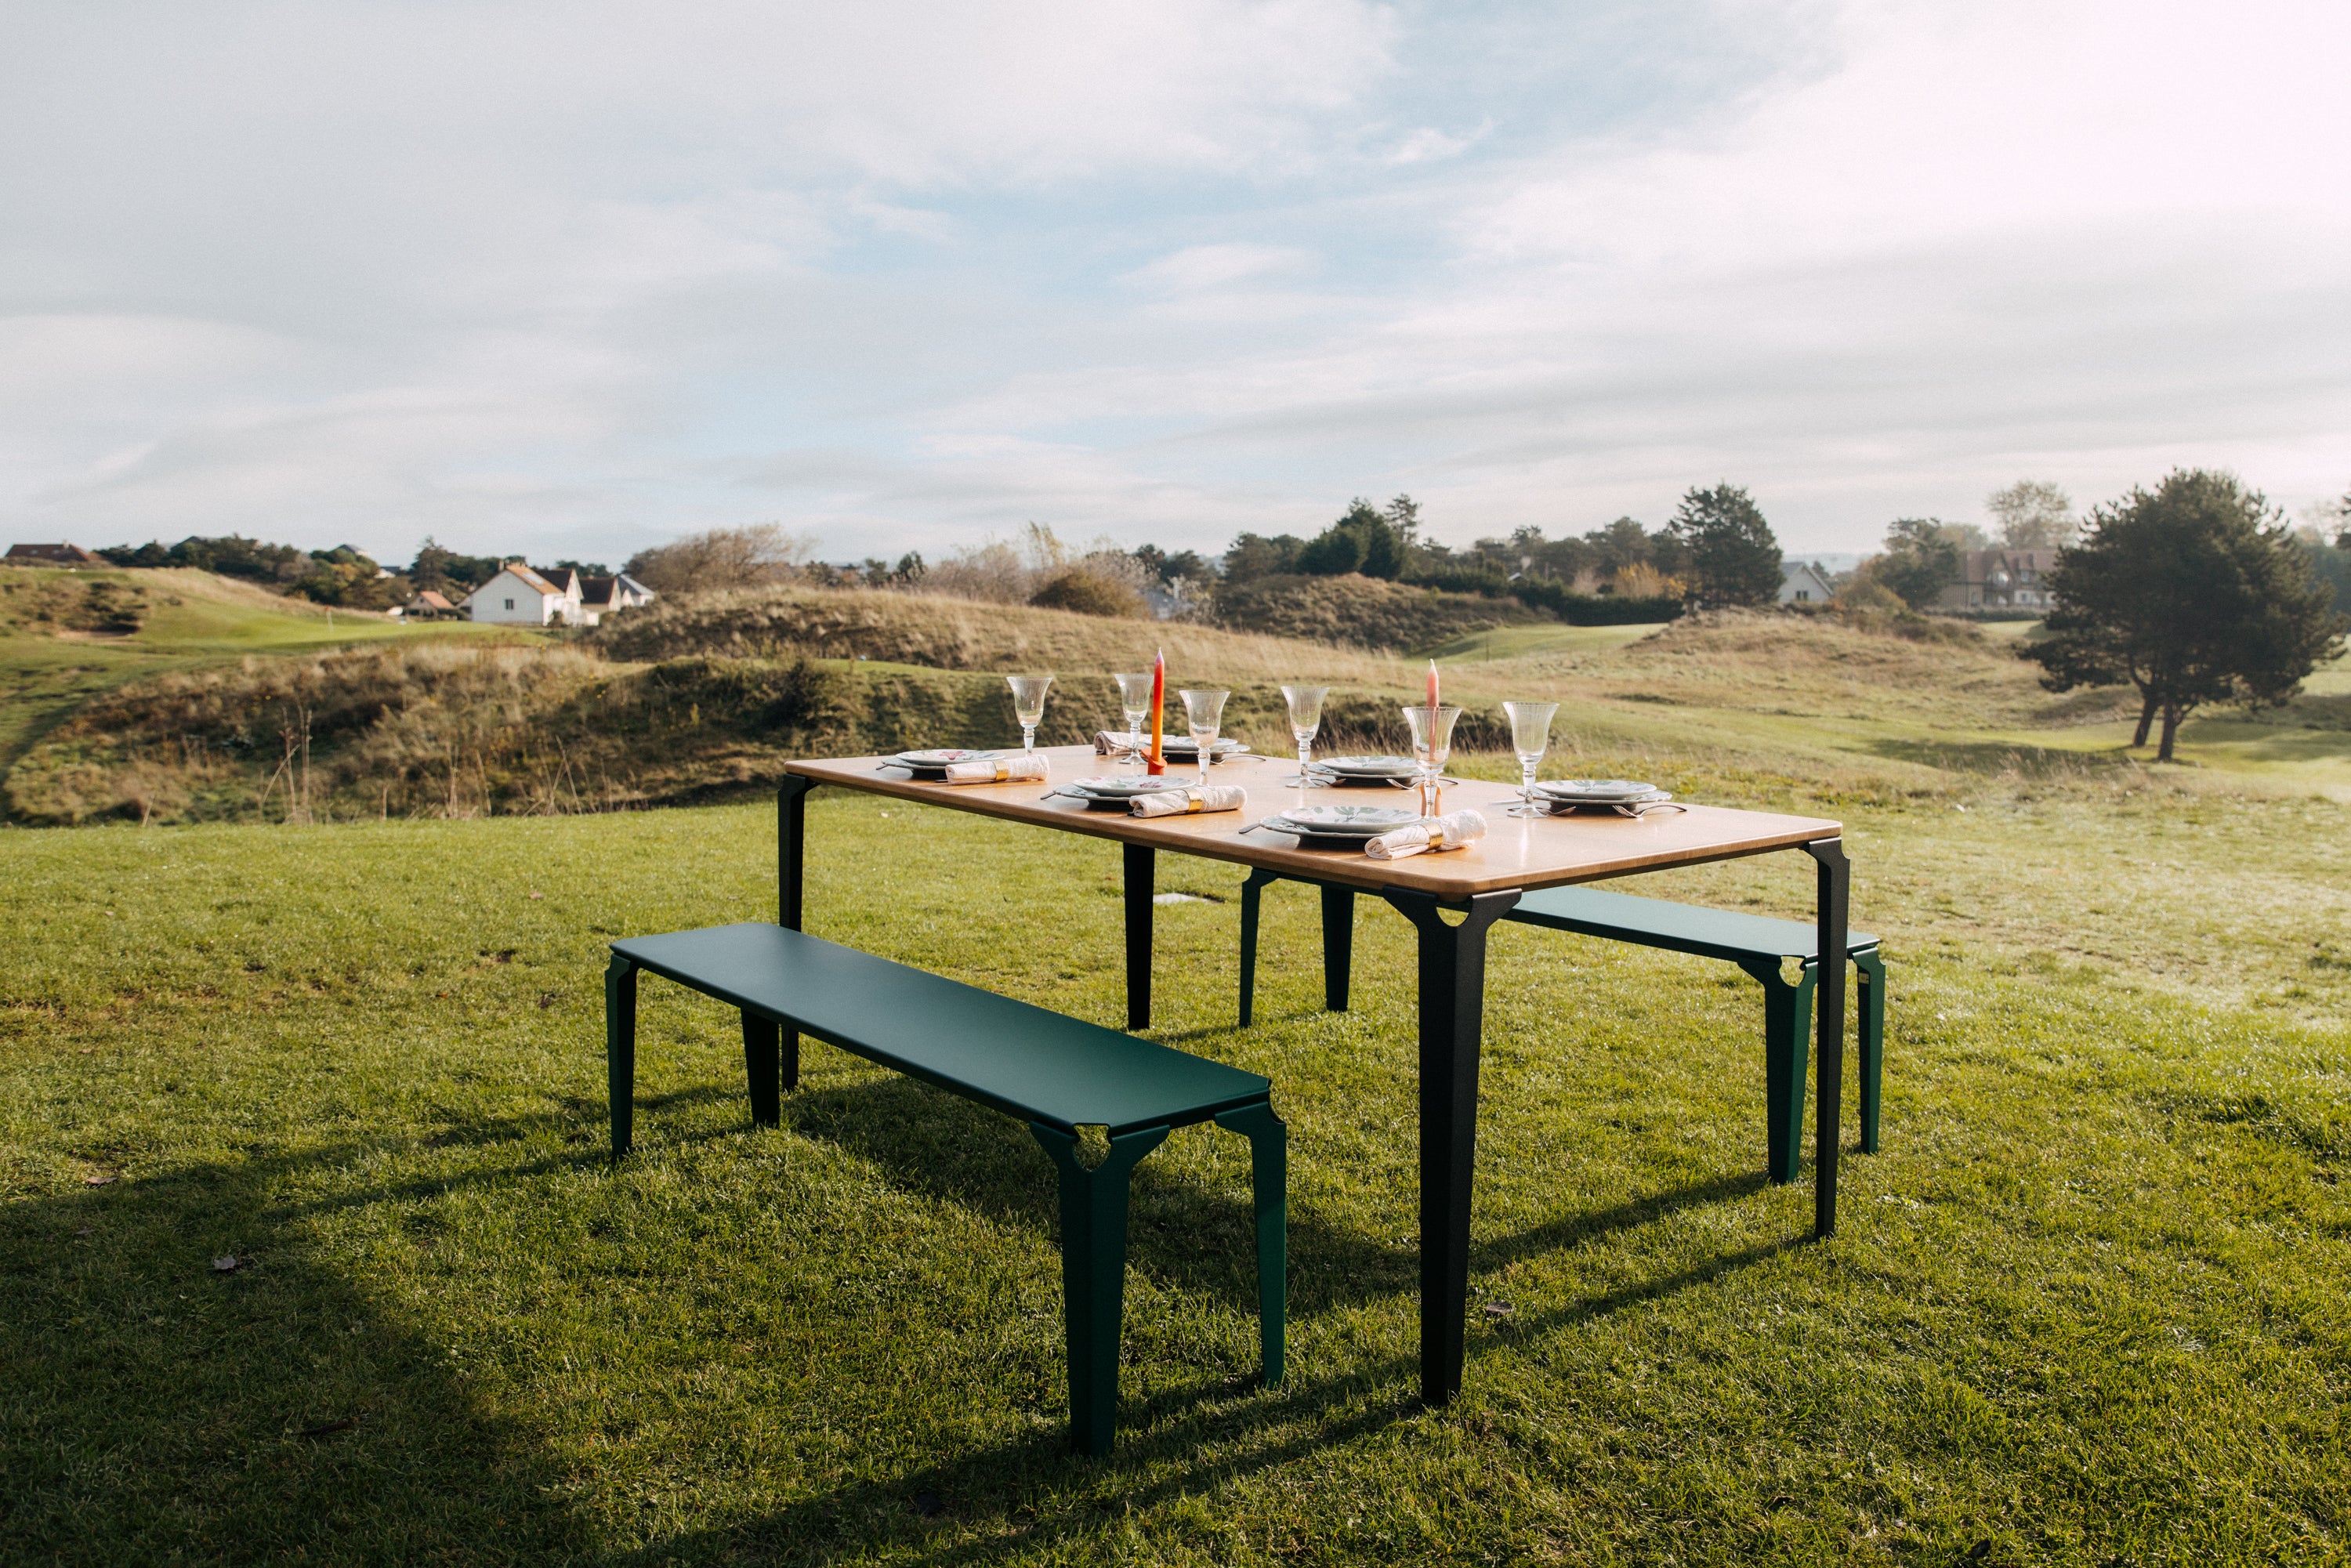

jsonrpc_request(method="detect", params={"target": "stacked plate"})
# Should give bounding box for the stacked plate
[1101,733,1252,763]
[1253,803,1423,840]
[1051,775,1191,810]
[882,748,1001,777]
[1531,779,1676,813]
[1306,754,1419,786]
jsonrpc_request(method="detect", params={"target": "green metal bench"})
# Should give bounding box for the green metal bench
[606,921,1285,1456]
[1238,874,1883,1183]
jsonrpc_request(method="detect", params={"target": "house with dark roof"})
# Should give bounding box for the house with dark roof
[1935,549,2060,612]
[4,542,103,567]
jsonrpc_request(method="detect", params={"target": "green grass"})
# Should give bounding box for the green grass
[5,760,2348,1563]
[0,567,542,796]
[1428,623,1665,663]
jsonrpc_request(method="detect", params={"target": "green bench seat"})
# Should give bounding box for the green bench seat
[606,921,1285,1456]
[1237,874,1883,1183]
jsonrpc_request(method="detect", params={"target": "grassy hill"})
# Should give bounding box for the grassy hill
[9,583,2347,825]
[0,566,538,802]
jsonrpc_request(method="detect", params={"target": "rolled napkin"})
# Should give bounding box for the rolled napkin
[944,754,1050,785]
[1364,808,1488,860]
[1130,784,1246,817]
[1093,730,1133,755]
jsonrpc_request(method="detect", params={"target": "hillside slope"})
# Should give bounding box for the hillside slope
[9,590,2345,826]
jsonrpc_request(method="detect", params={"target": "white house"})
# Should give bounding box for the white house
[1777,559,1838,605]
[576,573,655,625]
[467,563,581,625]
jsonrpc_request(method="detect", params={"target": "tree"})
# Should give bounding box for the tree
[1988,480,2076,549]
[622,523,813,597]
[1874,518,1965,609]
[1297,498,1406,579]
[1220,532,1303,584]
[2026,469,2346,761]
[1667,484,1781,606]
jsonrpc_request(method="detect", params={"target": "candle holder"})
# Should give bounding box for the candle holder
[1402,704,1462,818]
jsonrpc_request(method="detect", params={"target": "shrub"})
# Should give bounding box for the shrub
[1029,569,1143,617]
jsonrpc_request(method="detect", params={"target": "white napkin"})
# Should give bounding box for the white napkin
[1129,785,1246,817]
[944,754,1050,784]
[1364,809,1488,860]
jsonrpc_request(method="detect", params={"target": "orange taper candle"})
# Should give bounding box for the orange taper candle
[1426,657,1440,711]
[1147,649,1166,775]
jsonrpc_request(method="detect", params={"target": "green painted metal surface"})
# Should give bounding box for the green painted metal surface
[1508,883,1877,962]
[611,922,1270,1136]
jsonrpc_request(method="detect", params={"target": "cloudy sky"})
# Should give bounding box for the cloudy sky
[4,0,2346,569]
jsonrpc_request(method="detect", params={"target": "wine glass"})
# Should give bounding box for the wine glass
[1401,704,1462,818]
[1112,672,1155,774]
[1503,701,1558,817]
[1179,689,1228,788]
[1280,684,1328,786]
[1007,675,1053,754]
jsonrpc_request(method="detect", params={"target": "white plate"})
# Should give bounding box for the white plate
[1066,775,1190,796]
[1535,778,1659,800]
[1264,804,1422,836]
[1104,733,1248,756]
[893,748,1001,767]
[1314,755,1419,777]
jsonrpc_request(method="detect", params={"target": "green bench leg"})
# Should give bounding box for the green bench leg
[606,954,638,1157]
[1030,1122,1169,1457]
[1237,872,1353,1027]
[1855,949,1886,1155]
[1740,957,1815,1185]
[1213,1101,1288,1386]
[742,1013,783,1127]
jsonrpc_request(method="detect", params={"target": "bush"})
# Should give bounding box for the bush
[1028,569,1143,617]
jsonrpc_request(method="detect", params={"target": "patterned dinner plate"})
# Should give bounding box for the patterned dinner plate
[1262,804,1422,836]
[892,748,1002,768]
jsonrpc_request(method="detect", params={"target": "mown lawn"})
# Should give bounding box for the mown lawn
[3,773,2347,1564]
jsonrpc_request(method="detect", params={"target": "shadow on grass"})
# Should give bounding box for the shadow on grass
[0,1135,593,1561]
[769,1072,1779,1321]
[607,1231,1803,1568]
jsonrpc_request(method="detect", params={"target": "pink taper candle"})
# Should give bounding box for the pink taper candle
[1426,658,1440,711]
[1147,650,1166,775]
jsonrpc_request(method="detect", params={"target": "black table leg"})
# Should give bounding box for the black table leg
[1803,837,1850,1240]
[1124,842,1154,1030]
[778,776,816,932]
[777,776,817,1096]
[1382,885,1521,1405]
[1320,883,1356,1012]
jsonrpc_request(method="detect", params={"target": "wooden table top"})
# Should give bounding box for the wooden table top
[787,747,1842,898]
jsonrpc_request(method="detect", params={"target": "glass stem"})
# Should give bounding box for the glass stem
[1022,724,1036,754]
[1522,759,1537,800]
[1296,734,1313,782]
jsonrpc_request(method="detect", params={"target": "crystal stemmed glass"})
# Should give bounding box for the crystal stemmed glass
[1113,672,1155,773]
[1280,684,1328,785]
[1502,701,1559,817]
[1179,689,1229,788]
[1402,704,1462,818]
[1007,675,1053,754]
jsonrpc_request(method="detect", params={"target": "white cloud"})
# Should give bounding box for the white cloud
[1,0,2346,566]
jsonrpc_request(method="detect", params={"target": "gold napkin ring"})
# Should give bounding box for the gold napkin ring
[1426,824,1445,848]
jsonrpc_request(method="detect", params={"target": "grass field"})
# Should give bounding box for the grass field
[0,567,538,786]
[5,682,2349,1563]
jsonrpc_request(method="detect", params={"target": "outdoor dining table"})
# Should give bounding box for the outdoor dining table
[777,744,1851,1407]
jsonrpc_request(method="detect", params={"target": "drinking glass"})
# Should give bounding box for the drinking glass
[1402,704,1462,817]
[1502,701,1559,816]
[1280,684,1328,785]
[1179,689,1229,787]
[1007,675,1053,754]
[1113,672,1155,773]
